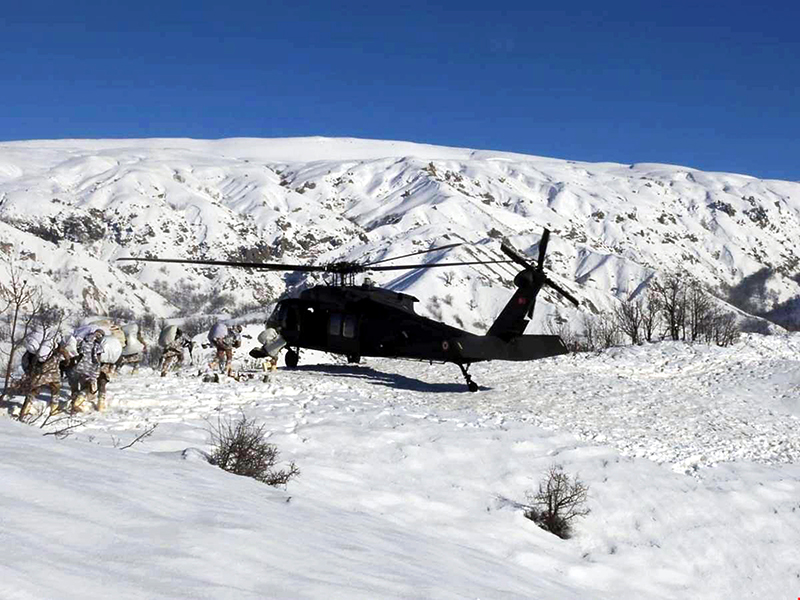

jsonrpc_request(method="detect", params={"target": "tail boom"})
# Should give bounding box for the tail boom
[453,334,568,362]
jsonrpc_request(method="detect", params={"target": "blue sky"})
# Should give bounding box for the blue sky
[2,1,798,180]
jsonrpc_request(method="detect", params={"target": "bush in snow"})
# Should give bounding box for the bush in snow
[207,412,299,487]
[0,261,65,400]
[545,312,581,352]
[523,464,589,539]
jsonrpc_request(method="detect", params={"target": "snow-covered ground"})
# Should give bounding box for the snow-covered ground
[2,332,800,599]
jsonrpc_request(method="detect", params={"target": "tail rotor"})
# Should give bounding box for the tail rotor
[502,229,579,315]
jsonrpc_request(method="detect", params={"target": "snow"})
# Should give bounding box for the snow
[1,137,798,332]
[1,136,799,596]
[3,331,800,599]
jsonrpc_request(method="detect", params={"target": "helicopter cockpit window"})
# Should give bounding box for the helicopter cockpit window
[268,303,286,328]
[329,313,342,336]
[342,315,357,339]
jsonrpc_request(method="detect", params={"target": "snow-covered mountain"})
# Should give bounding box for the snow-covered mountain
[1,137,798,331]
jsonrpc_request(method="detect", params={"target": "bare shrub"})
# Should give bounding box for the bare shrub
[0,263,65,401]
[595,311,621,349]
[180,315,216,338]
[650,271,686,341]
[207,412,299,487]
[141,344,163,369]
[709,310,740,347]
[0,262,39,396]
[139,311,159,339]
[523,464,590,539]
[614,298,644,344]
[546,311,582,352]
[641,285,662,342]
[117,423,158,450]
[647,272,741,346]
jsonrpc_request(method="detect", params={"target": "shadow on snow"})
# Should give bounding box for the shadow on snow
[287,364,492,394]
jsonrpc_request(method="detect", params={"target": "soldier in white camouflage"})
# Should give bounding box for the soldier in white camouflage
[116,325,148,374]
[68,329,105,413]
[209,325,242,377]
[18,342,70,419]
[160,328,192,377]
[96,363,116,411]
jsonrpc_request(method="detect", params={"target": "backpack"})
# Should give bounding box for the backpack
[159,325,178,347]
[23,327,62,361]
[99,336,123,364]
[208,322,228,344]
[122,323,144,356]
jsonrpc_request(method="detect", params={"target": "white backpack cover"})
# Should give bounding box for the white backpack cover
[258,328,285,358]
[99,336,123,364]
[63,334,80,359]
[23,327,46,355]
[74,323,114,341]
[208,322,228,344]
[121,323,144,356]
[159,325,178,347]
[23,327,61,361]
[257,328,276,345]
[263,337,286,359]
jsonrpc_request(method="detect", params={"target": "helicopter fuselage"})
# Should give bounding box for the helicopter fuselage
[268,284,568,365]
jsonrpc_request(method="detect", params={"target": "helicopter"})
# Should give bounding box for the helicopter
[119,229,579,391]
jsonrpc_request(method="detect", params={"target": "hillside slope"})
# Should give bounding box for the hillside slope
[1,137,798,330]
[2,332,800,599]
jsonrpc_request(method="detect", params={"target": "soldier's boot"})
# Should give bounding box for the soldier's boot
[96,396,107,411]
[49,385,63,415]
[270,359,278,372]
[19,397,33,421]
[70,394,87,413]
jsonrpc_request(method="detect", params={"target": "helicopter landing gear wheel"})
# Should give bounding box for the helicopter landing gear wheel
[458,363,479,392]
[285,348,299,368]
[346,354,361,364]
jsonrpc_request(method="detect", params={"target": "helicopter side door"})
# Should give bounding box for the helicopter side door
[271,300,317,348]
[326,312,361,357]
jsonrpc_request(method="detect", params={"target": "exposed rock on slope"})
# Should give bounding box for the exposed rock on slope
[1,138,798,330]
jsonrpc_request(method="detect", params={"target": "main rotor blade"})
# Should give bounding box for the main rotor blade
[367,259,514,272]
[544,277,580,307]
[500,243,533,269]
[116,257,326,272]
[364,242,462,266]
[537,229,550,271]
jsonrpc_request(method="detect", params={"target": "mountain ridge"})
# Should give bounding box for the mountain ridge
[1,137,798,332]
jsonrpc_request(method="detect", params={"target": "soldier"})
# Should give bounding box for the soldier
[18,340,70,419]
[160,327,192,377]
[252,326,286,373]
[209,324,242,377]
[69,329,105,413]
[96,363,115,411]
[116,323,148,374]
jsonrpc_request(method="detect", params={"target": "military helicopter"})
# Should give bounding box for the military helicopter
[119,229,579,391]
